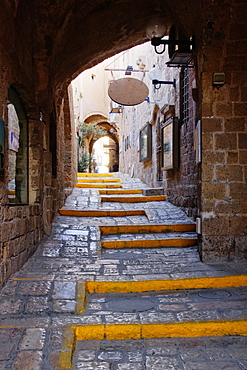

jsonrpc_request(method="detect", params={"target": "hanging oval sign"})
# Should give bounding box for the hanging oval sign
[108,77,149,106]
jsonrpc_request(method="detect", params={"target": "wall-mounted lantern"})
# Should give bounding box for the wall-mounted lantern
[148,66,176,90]
[146,18,195,67]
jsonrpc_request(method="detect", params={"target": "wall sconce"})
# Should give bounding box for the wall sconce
[212,72,225,88]
[148,66,176,90]
[146,17,195,57]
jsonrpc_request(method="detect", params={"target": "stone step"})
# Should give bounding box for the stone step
[78,172,114,177]
[99,189,143,195]
[78,178,122,183]
[59,209,146,217]
[100,224,196,234]
[100,195,167,203]
[76,183,123,188]
[101,237,197,249]
[58,280,247,366]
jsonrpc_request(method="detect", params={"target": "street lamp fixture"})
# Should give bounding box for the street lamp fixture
[148,66,176,90]
[146,17,195,61]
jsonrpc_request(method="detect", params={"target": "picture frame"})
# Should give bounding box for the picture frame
[161,117,179,170]
[139,122,152,162]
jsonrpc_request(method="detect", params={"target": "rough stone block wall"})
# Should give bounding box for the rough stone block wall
[0,1,76,287]
[0,205,42,284]
[200,0,247,261]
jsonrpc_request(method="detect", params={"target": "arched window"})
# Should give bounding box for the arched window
[7,86,28,204]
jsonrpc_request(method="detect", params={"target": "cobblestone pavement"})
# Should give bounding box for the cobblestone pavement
[0,173,247,369]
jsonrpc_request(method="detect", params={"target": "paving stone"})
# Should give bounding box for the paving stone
[19,328,46,350]
[0,172,246,368]
[13,351,43,370]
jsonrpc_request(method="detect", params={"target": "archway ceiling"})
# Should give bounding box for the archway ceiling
[34,0,201,89]
[84,115,109,124]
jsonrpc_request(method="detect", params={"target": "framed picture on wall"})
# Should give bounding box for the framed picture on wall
[139,122,152,162]
[161,117,179,170]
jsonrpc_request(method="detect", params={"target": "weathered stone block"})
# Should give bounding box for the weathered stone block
[229,183,247,199]
[215,133,237,150]
[215,165,228,181]
[234,102,247,117]
[239,133,247,149]
[228,165,244,181]
[202,182,226,200]
[201,235,234,262]
[202,102,213,117]
[202,118,222,133]
[227,151,239,164]
[201,165,214,181]
[230,216,247,236]
[230,87,240,101]
[215,102,233,117]
[202,133,213,150]
[216,165,243,182]
[202,215,230,236]
[235,237,247,259]
[225,118,245,132]
[203,151,225,164]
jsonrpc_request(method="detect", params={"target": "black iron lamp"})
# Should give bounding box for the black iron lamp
[148,66,176,90]
[146,17,195,66]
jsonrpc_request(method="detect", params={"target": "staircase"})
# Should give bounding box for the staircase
[56,172,247,369]
[2,172,245,369]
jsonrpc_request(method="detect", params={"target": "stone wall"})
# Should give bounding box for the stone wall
[118,44,199,220]
[164,70,199,219]
[200,0,247,261]
[0,1,77,287]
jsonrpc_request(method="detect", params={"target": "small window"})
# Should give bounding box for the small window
[139,123,152,162]
[181,68,189,125]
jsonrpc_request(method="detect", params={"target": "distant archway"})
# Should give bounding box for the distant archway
[7,86,28,204]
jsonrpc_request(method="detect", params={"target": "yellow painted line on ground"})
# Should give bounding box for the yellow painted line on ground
[75,281,87,314]
[86,275,247,293]
[100,223,196,234]
[102,238,197,249]
[99,189,143,195]
[76,183,122,188]
[78,178,121,183]
[59,209,146,217]
[58,327,75,369]
[101,195,167,203]
[74,319,247,341]
[77,173,114,177]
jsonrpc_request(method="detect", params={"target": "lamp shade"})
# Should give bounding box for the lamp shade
[148,66,162,81]
[146,16,167,39]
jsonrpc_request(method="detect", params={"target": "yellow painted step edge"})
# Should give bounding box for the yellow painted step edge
[86,275,247,293]
[101,195,166,202]
[78,178,121,183]
[58,327,75,369]
[76,184,122,188]
[74,320,247,341]
[77,173,114,177]
[100,223,196,234]
[58,319,247,368]
[99,189,143,195]
[102,238,197,249]
[59,209,146,217]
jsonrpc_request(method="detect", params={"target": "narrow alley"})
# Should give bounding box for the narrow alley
[0,173,246,369]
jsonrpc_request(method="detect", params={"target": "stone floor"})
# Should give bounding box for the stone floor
[0,172,247,369]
